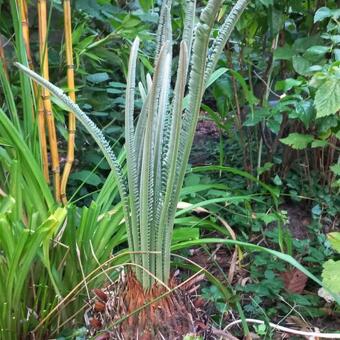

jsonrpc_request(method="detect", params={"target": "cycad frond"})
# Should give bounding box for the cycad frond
[16,0,248,290]
[204,0,250,83]
[139,43,171,287]
[182,0,196,63]
[200,0,224,27]
[155,41,188,280]
[125,37,141,264]
[155,0,172,59]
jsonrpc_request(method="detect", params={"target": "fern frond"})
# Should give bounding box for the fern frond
[204,0,249,83]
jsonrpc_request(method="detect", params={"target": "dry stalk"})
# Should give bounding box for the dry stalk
[38,0,61,200]
[61,0,76,204]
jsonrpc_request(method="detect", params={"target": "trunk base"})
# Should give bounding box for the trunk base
[85,271,210,339]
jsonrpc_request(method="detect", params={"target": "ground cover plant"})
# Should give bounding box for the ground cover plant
[0,0,340,339]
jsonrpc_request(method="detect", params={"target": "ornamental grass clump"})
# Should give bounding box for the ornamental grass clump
[16,0,248,337]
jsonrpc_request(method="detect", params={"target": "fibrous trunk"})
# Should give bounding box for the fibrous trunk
[86,271,209,340]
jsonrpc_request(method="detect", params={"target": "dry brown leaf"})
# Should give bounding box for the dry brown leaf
[280,268,308,294]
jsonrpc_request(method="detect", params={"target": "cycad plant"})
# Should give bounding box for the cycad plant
[16,0,248,335]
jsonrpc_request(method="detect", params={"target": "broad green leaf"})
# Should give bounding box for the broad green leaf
[335,49,340,61]
[280,133,314,149]
[328,232,340,253]
[329,35,340,44]
[273,175,283,186]
[293,100,315,128]
[86,72,110,84]
[172,227,199,243]
[315,78,340,118]
[312,204,322,216]
[275,78,302,92]
[330,164,340,176]
[322,259,340,293]
[274,45,295,60]
[293,36,324,54]
[292,55,312,76]
[311,140,328,148]
[139,0,153,11]
[70,170,103,186]
[257,162,274,176]
[305,45,329,56]
[314,7,332,23]
[256,212,279,225]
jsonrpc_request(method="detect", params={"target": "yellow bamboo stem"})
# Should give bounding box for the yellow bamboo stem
[18,0,33,68]
[18,0,49,182]
[38,98,50,182]
[38,0,61,202]
[61,0,76,204]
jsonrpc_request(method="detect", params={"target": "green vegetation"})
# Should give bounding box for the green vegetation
[0,0,339,339]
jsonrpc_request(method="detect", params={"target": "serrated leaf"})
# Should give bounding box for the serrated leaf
[327,232,340,253]
[280,133,314,149]
[322,260,340,293]
[315,78,340,118]
[256,213,278,225]
[257,162,273,176]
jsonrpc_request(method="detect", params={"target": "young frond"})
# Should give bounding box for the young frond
[182,0,196,64]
